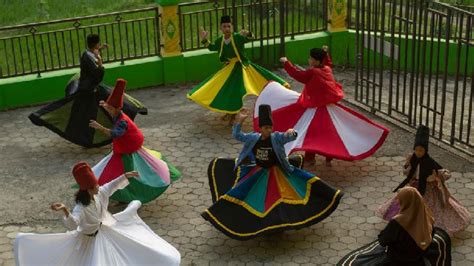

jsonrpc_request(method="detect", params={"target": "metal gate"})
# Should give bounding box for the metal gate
[352,0,474,155]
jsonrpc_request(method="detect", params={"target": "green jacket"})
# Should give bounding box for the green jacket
[205,32,252,63]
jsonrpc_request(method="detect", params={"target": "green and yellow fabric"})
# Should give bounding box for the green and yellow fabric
[187,32,289,114]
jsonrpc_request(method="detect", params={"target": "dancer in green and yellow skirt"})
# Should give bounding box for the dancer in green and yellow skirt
[187,15,289,122]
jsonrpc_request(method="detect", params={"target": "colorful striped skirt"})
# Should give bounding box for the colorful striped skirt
[202,158,343,240]
[92,147,181,203]
[187,58,289,114]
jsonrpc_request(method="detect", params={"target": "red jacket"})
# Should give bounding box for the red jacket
[284,55,344,108]
[112,113,144,154]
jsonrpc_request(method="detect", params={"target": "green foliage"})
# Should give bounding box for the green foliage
[0,0,155,27]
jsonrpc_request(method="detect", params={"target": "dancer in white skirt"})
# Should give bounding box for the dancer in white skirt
[254,47,389,166]
[15,161,180,266]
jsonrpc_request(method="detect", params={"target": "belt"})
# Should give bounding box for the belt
[85,222,102,237]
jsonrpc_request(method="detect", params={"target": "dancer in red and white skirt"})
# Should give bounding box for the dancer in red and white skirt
[253,46,389,166]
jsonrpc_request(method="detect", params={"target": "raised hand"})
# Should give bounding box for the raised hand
[100,43,109,50]
[240,29,250,36]
[279,57,288,63]
[237,108,249,123]
[285,128,297,137]
[199,27,208,40]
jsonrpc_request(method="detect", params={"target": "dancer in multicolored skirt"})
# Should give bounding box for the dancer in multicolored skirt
[202,105,343,240]
[187,15,288,123]
[88,78,181,203]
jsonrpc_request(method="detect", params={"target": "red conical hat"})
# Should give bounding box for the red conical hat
[72,161,98,190]
[106,79,126,109]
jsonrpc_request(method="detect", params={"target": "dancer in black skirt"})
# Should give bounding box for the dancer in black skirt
[29,34,147,148]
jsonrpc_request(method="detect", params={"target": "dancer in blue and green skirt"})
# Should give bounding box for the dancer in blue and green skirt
[187,15,288,123]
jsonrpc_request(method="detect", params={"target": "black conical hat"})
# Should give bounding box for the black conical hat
[414,125,430,151]
[258,104,273,127]
[221,15,231,24]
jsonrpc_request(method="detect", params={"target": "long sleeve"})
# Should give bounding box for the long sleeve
[207,39,220,52]
[100,174,130,198]
[63,204,83,230]
[232,123,251,143]
[284,61,313,84]
[322,53,333,68]
[275,131,298,145]
[378,220,399,247]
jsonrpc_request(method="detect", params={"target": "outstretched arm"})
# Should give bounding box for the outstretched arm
[100,172,138,198]
[89,120,111,137]
[51,203,83,230]
[200,27,219,51]
[275,128,298,144]
[280,57,313,84]
[232,108,252,142]
[321,45,333,68]
[238,29,254,43]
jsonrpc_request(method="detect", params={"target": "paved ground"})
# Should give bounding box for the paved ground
[0,68,472,265]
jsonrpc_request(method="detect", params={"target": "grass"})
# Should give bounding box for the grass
[0,7,161,78]
[0,0,326,78]
[0,0,157,27]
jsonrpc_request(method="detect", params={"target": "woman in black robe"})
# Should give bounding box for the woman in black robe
[338,187,451,266]
[29,34,147,148]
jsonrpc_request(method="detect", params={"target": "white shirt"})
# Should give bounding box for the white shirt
[63,175,129,235]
